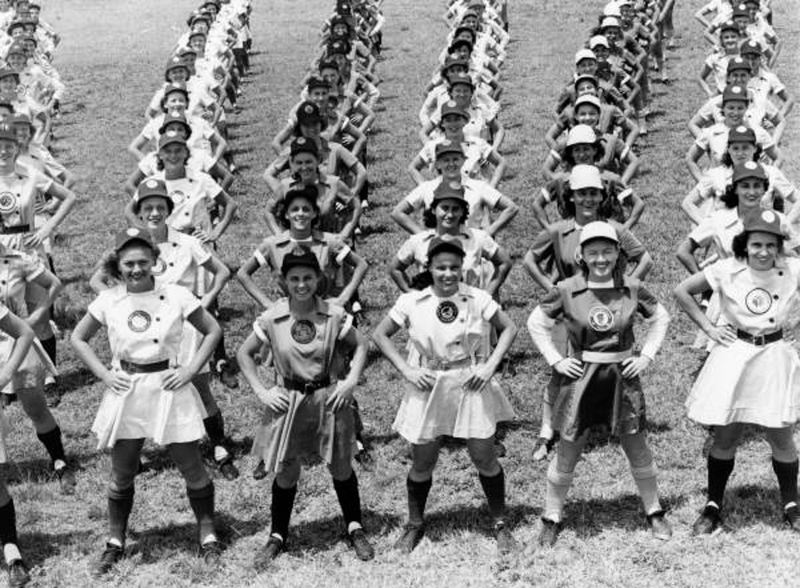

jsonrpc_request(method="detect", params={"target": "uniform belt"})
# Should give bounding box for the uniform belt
[119,359,170,374]
[1,223,31,234]
[422,357,474,370]
[283,375,331,394]
[179,226,196,235]
[577,349,633,364]
[736,329,783,346]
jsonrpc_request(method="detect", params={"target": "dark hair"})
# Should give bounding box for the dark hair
[731,230,785,260]
[721,141,761,167]
[563,137,605,167]
[556,185,617,221]
[277,271,331,298]
[422,199,469,228]
[576,241,630,286]
[276,191,321,230]
[720,177,771,209]
[101,241,160,281]
[155,149,191,171]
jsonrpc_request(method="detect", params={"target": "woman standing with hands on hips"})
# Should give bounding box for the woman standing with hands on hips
[675,209,800,535]
[527,221,671,546]
[237,247,374,566]
[372,236,518,555]
[71,228,224,577]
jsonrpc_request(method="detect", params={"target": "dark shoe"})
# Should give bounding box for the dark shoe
[7,559,30,588]
[92,543,123,578]
[692,504,723,536]
[216,454,240,480]
[538,518,560,547]
[347,528,375,561]
[494,439,507,458]
[784,504,800,532]
[217,360,239,389]
[254,535,284,570]
[199,539,223,564]
[55,462,76,495]
[532,436,555,461]
[252,460,267,480]
[493,522,517,554]
[647,510,673,540]
[394,523,425,554]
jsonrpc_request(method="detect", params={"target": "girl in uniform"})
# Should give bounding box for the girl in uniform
[675,209,800,535]
[527,221,671,546]
[237,247,374,565]
[71,227,223,575]
[372,236,518,555]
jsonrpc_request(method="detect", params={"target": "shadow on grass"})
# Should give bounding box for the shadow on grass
[50,366,99,397]
[358,221,393,238]
[424,503,540,541]
[287,509,403,553]
[22,529,95,568]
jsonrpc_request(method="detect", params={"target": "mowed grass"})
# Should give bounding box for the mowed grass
[2,0,799,586]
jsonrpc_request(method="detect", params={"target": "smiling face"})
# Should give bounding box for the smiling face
[159,143,189,169]
[7,53,26,70]
[118,244,156,291]
[572,187,604,222]
[576,58,597,76]
[308,87,329,110]
[435,153,467,180]
[137,196,170,230]
[575,104,600,127]
[581,238,619,281]
[320,66,340,87]
[449,83,473,107]
[284,196,317,233]
[727,140,757,165]
[441,113,467,136]
[720,30,740,52]
[570,143,598,165]
[735,177,766,211]
[727,69,751,86]
[284,265,320,301]
[0,137,19,169]
[13,123,31,147]
[167,67,189,84]
[0,75,17,94]
[429,251,463,296]
[742,52,761,73]
[722,100,747,126]
[434,198,466,231]
[290,152,319,182]
[746,231,780,270]
[163,92,188,112]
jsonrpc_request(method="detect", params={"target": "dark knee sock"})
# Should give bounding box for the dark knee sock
[107,486,134,544]
[203,413,226,446]
[0,500,18,546]
[772,458,799,507]
[40,336,56,366]
[407,476,432,526]
[270,480,297,540]
[479,467,506,522]
[213,331,228,364]
[37,426,65,463]
[333,471,362,527]
[707,456,735,508]
[187,482,215,541]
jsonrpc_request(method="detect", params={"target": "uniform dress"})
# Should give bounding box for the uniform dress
[0,161,53,260]
[388,283,514,443]
[277,175,356,236]
[693,164,795,219]
[531,274,667,441]
[249,297,356,474]
[0,246,46,391]
[694,122,775,168]
[88,283,207,449]
[417,136,494,182]
[396,228,498,290]
[687,257,800,427]
[403,176,502,231]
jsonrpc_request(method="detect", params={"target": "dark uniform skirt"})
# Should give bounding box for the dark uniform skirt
[252,385,357,474]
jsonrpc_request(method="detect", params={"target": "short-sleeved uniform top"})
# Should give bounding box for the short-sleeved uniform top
[418,137,493,180]
[0,246,44,318]
[388,283,499,365]
[253,297,353,382]
[696,164,795,212]
[150,169,222,234]
[530,218,646,282]
[403,177,502,230]
[694,123,774,168]
[0,164,53,254]
[151,228,211,296]
[688,207,742,258]
[396,228,499,289]
[704,256,800,335]
[88,283,200,364]
[748,70,786,111]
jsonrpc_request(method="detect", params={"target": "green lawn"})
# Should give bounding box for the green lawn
[2,0,799,586]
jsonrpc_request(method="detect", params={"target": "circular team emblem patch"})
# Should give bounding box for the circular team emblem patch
[170,190,186,205]
[588,305,615,332]
[436,300,459,324]
[0,192,17,214]
[291,319,316,344]
[127,310,152,333]
[745,287,772,315]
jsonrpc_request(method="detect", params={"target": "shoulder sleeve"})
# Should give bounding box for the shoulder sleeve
[87,291,110,325]
[689,218,715,247]
[701,258,730,291]
[403,184,426,209]
[539,286,564,319]
[387,292,413,327]
[530,227,556,263]
[172,285,202,318]
[0,301,7,321]
[636,285,659,319]
[189,238,212,266]
[476,289,500,321]
[200,173,223,200]
[33,168,54,193]
[477,230,499,258]
[476,181,502,207]
[252,311,271,343]
[336,309,355,341]
[396,235,418,265]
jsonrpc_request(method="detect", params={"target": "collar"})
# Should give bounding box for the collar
[272,296,331,322]
[274,230,324,247]
[729,255,788,276]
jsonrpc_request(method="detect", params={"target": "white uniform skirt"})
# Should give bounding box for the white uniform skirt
[687,339,800,427]
[92,370,208,449]
[393,367,515,444]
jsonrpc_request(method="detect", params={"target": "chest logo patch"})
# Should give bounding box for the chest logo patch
[588,305,615,332]
[291,319,317,344]
[745,287,772,315]
[170,190,186,205]
[127,310,152,333]
[436,300,459,324]
[0,192,18,214]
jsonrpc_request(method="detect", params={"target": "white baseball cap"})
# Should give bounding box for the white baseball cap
[603,2,622,17]
[569,164,604,190]
[579,221,619,245]
[589,35,610,48]
[566,124,598,146]
[574,49,597,64]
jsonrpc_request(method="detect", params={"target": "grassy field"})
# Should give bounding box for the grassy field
[2,0,799,586]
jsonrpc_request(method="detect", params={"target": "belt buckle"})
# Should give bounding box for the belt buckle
[302,382,316,394]
[753,334,766,346]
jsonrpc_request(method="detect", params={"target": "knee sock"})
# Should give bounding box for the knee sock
[40,336,56,366]
[203,413,226,447]
[707,456,735,508]
[36,425,65,463]
[544,458,574,523]
[270,480,297,541]
[630,462,662,515]
[187,483,216,543]
[772,458,799,507]
[333,471,363,529]
[0,500,20,564]
[478,468,505,523]
[406,476,432,526]
[107,486,134,545]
